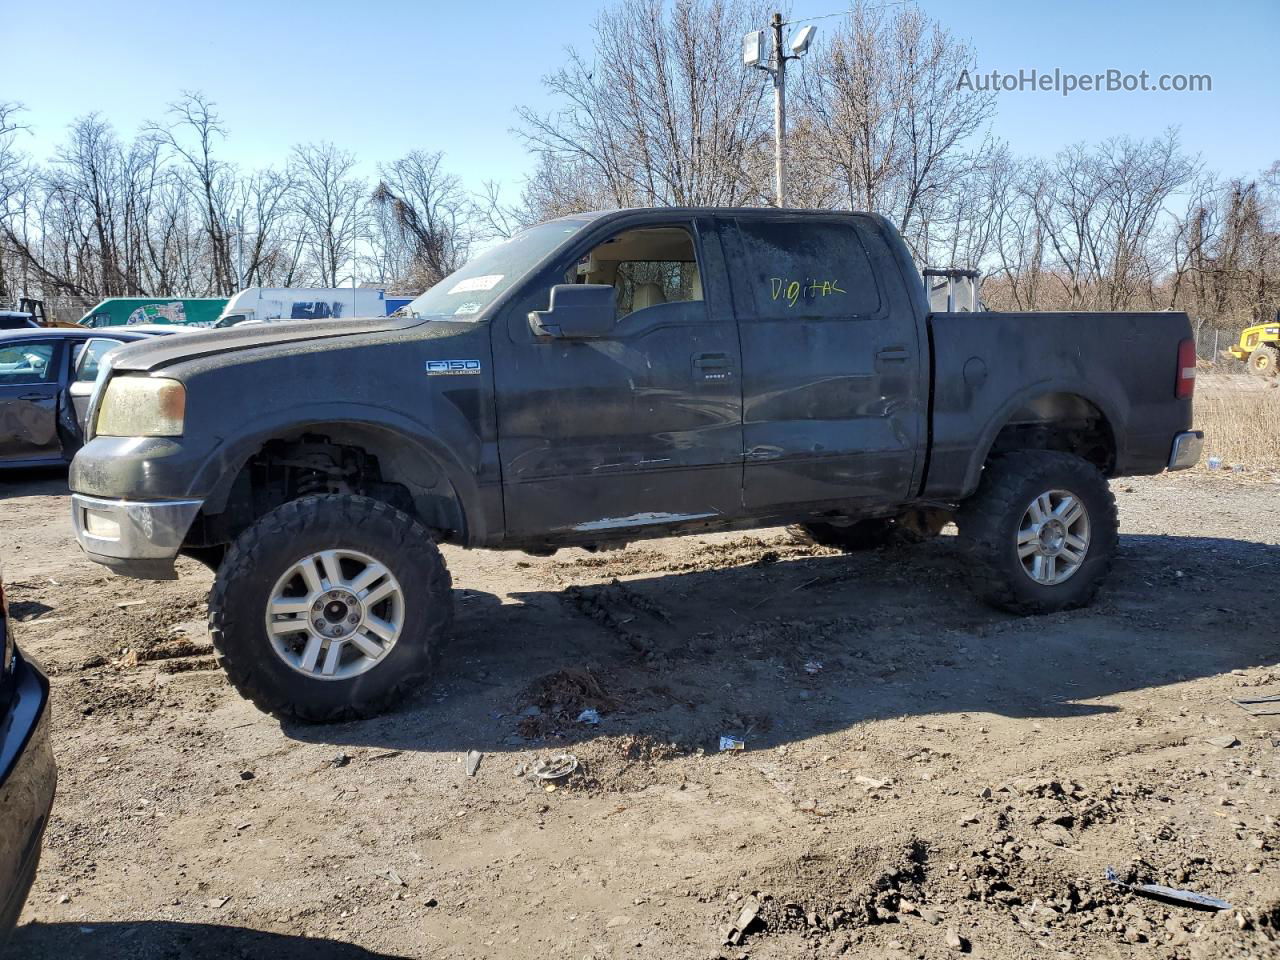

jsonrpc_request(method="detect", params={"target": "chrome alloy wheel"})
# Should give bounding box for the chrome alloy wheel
[265,550,404,680]
[1016,489,1090,586]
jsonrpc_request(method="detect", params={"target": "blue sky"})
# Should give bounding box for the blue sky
[6,0,1277,193]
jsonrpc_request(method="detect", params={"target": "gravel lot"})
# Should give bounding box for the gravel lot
[3,463,1279,959]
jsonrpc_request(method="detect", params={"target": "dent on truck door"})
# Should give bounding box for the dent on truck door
[724,216,924,511]
[0,339,63,464]
[492,217,744,538]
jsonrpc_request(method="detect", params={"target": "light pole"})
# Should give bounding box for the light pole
[744,15,816,208]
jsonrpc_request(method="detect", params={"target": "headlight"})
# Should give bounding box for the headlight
[95,376,186,437]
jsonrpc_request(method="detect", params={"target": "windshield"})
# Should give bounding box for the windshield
[215,314,246,328]
[402,218,591,321]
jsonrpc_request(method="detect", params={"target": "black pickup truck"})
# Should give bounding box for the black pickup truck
[68,208,1203,721]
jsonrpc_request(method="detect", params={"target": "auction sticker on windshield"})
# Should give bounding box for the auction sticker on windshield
[448,275,503,294]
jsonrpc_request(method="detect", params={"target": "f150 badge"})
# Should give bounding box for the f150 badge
[425,359,481,376]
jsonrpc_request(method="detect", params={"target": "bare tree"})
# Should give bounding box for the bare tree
[797,1,995,259]
[290,142,365,287]
[370,150,473,290]
[516,0,774,216]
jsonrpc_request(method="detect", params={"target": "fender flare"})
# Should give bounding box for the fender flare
[960,377,1128,498]
[190,401,488,543]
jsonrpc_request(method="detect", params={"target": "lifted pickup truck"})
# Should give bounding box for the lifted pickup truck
[69,208,1203,721]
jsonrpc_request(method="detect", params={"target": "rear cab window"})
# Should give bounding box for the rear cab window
[727,218,883,320]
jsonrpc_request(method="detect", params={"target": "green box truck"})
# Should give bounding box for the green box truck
[78,298,229,328]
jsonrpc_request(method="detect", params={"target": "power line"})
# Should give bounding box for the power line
[780,0,910,28]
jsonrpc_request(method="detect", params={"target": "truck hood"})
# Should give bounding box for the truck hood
[108,315,426,373]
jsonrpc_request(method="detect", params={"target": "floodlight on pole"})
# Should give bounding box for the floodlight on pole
[744,13,817,208]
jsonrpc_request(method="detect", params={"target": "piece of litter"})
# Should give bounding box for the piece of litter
[803,660,823,675]
[465,750,483,777]
[375,868,406,887]
[1106,867,1231,911]
[209,896,230,909]
[1231,695,1280,717]
[724,897,761,945]
[533,754,578,781]
[115,599,147,608]
[1206,735,1239,749]
[718,736,745,752]
[576,708,601,725]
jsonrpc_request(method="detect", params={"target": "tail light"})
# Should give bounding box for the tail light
[1176,338,1196,399]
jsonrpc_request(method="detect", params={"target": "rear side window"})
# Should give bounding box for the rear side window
[734,219,881,319]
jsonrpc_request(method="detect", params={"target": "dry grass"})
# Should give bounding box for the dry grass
[1193,382,1280,470]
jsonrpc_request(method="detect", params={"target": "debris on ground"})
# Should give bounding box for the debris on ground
[576,708,601,725]
[516,668,618,738]
[719,736,745,752]
[465,750,483,777]
[1206,735,1240,748]
[532,754,579,781]
[1106,866,1232,911]
[1231,694,1280,716]
[375,869,406,887]
[723,896,762,945]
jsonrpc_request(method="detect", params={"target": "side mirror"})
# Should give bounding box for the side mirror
[528,284,616,339]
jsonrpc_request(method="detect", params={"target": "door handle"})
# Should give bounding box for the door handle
[876,347,910,362]
[18,393,48,401]
[692,353,731,369]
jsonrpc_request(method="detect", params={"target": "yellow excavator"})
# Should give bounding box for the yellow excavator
[1228,316,1280,376]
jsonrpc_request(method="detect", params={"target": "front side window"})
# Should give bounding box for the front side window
[573,226,704,320]
[0,342,56,385]
[734,219,881,319]
[74,338,124,383]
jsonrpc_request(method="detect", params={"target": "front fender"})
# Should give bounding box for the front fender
[192,401,493,544]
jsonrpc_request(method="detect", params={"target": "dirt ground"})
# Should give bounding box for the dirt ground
[4,451,1280,958]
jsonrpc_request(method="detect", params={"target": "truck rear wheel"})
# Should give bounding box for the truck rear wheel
[1248,343,1279,377]
[957,451,1117,614]
[208,495,453,722]
[791,518,895,551]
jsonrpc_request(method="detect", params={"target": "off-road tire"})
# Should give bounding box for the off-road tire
[208,495,453,722]
[1248,343,1279,377]
[790,518,895,551]
[957,451,1117,614]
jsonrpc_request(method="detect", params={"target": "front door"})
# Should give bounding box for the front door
[721,214,925,512]
[0,338,65,464]
[493,216,744,540]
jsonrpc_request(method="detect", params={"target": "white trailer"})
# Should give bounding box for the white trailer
[213,288,389,328]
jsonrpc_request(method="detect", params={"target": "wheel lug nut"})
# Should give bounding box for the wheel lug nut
[348,614,359,624]
[313,619,324,629]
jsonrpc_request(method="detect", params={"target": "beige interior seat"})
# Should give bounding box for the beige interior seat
[690,267,703,301]
[632,282,667,312]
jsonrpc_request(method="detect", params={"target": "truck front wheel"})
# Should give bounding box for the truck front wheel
[957,451,1117,614]
[208,495,453,722]
[1248,343,1279,377]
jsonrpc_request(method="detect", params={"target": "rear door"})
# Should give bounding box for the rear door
[722,214,925,512]
[0,338,65,464]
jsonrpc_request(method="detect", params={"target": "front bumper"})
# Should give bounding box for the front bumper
[70,494,203,580]
[1168,430,1204,471]
[0,652,56,943]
